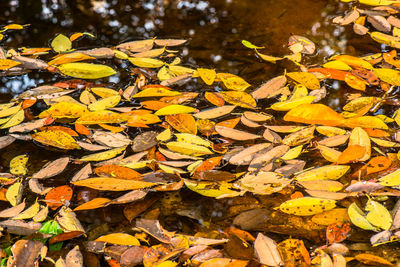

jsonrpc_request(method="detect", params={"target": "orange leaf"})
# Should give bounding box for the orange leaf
[353,156,392,177]
[22,99,37,109]
[94,165,142,180]
[194,156,222,173]
[308,68,347,81]
[75,123,90,135]
[283,104,344,126]
[141,100,170,110]
[45,185,73,210]
[165,114,197,135]
[98,123,125,133]
[49,231,84,244]
[363,128,390,137]
[73,198,111,211]
[205,92,225,106]
[337,145,366,164]
[0,188,7,201]
[40,126,79,136]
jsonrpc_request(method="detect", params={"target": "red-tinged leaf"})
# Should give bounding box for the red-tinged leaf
[75,123,90,135]
[45,185,73,210]
[194,156,223,173]
[205,92,225,106]
[283,104,344,126]
[165,113,197,135]
[308,68,347,81]
[22,99,36,109]
[49,231,84,244]
[326,222,351,244]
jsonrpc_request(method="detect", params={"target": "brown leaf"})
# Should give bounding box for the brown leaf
[32,157,69,179]
[131,131,159,152]
[251,75,287,99]
[10,240,43,267]
[0,220,42,235]
[136,219,175,243]
[215,126,261,141]
[254,233,283,266]
[0,202,26,218]
[66,246,84,267]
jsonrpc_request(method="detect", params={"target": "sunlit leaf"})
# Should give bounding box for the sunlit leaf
[278,197,336,216]
[95,233,140,246]
[51,34,72,53]
[32,130,80,150]
[72,177,155,191]
[58,63,116,79]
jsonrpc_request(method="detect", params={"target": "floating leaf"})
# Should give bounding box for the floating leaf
[51,34,72,53]
[78,146,126,161]
[217,73,251,91]
[76,110,129,124]
[279,197,336,216]
[166,142,213,156]
[284,104,344,126]
[88,95,121,111]
[0,59,21,70]
[165,114,197,135]
[184,179,242,198]
[32,157,69,179]
[347,202,376,231]
[95,233,141,246]
[286,72,320,89]
[32,130,80,150]
[10,155,29,176]
[12,201,40,220]
[254,233,283,266]
[215,125,261,140]
[365,199,392,230]
[128,57,165,68]
[6,182,22,206]
[72,177,155,191]
[220,91,256,109]
[197,68,216,85]
[295,165,350,181]
[58,63,116,79]
[73,198,111,211]
[194,105,235,120]
[155,104,196,116]
[45,185,73,210]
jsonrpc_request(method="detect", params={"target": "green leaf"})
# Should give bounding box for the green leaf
[51,34,72,53]
[58,63,116,79]
[241,40,264,49]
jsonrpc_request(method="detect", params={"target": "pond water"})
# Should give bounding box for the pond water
[0,0,393,264]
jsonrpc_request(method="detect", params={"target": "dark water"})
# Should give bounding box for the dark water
[0,0,375,97]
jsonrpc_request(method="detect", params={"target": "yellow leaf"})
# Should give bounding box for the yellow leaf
[0,110,24,129]
[39,102,88,119]
[10,155,29,176]
[365,200,392,230]
[295,165,350,181]
[317,144,341,162]
[128,57,165,68]
[378,168,400,186]
[0,59,21,70]
[348,202,376,231]
[271,96,316,111]
[6,182,22,206]
[219,91,256,109]
[154,104,196,116]
[316,126,347,137]
[132,87,181,98]
[373,68,400,86]
[286,72,320,89]
[311,208,350,226]
[78,146,126,161]
[256,51,283,63]
[322,60,352,70]
[12,201,40,220]
[48,52,95,65]
[197,68,216,85]
[284,104,344,126]
[91,87,119,98]
[166,142,213,156]
[32,130,80,150]
[217,73,251,91]
[51,34,72,53]
[279,197,336,216]
[280,145,303,160]
[332,55,373,70]
[95,233,140,246]
[58,63,116,79]
[184,179,242,198]
[88,95,121,111]
[348,127,371,161]
[175,133,212,147]
[56,207,85,232]
[76,110,129,124]
[341,116,388,129]
[72,177,155,191]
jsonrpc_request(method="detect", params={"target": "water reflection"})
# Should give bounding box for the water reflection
[0,0,358,96]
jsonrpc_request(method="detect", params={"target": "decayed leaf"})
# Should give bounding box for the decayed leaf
[95,233,141,246]
[215,126,261,141]
[254,233,283,266]
[32,157,69,179]
[286,72,320,89]
[165,114,197,134]
[6,182,22,206]
[72,177,155,191]
[229,143,272,165]
[184,179,242,198]
[219,91,256,109]
[279,197,336,216]
[193,105,235,119]
[32,130,80,150]
[295,165,350,181]
[65,246,84,267]
[0,220,42,235]
[10,240,44,267]
[355,253,394,266]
